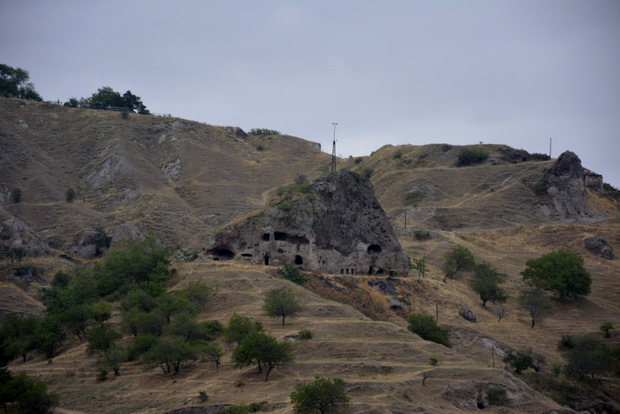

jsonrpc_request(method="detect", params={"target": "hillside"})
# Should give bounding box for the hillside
[1,97,620,413]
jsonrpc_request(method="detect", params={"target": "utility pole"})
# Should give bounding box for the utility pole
[549,137,552,158]
[331,122,338,173]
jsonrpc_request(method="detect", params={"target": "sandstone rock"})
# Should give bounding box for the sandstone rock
[206,169,410,276]
[584,237,614,260]
[459,308,477,323]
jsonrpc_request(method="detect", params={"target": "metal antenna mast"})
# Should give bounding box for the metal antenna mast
[331,122,338,173]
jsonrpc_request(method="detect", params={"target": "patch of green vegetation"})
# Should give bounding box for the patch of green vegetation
[405,190,425,206]
[248,128,281,136]
[456,148,489,166]
[407,314,451,348]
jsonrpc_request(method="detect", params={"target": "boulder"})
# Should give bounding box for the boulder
[206,169,410,276]
[72,230,103,259]
[459,308,477,323]
[584,237,614,260]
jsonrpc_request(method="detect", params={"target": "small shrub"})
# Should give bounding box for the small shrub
[277,263,309,285]
[429,357,438,366]
[65,188,76,203]
[298,328,313,340]
[393,149,402,159]
[359,166,374,178]
[600,322,614,338]
[198,391,209,403]
[486,388,508,405]
[354,157,363,164]
[11,187,22,203]
[531,178,549,195]
[413,230,431,241]
[249,128,281,136]
[405,190,425,206]
[552,364,562,377]
[530,153,550,161]
[456,148,489,166]
[120,107,130,119]
[256,143,265,151]
[96,368,108,381]
[504,350,534,374]
[407,314,451,348]
[557,335,575,351]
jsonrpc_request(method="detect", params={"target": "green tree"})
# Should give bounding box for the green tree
[562,335,614,379]
[442,245,476,282]
[200,342,224,371]
[504,350,534,374]
[518,290,553,328]
[60,303,92,342]
[90,301,113,326]
[121,90,150,114]
[144,337,199,374]
[0,372,59,414]
[262,288,303,326]
[232,332,294,382]
[222,313,263,348]
[600,322,614,338]
[0,64,42,101]
[85,323,121,356]
[410,256,427,280]
[407,314,451,348]
[471,262,508,308]
[100,344,127,376]
[290,376,351,414]
[32,315,66,359]
[277,263,309,285]
[127,334,160,360]
[179,281,211,309]
[521,250,591,302]
[1,314,38,363]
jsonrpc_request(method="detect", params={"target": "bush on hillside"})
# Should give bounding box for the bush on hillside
[248,128,281,136]
[407,314,451,348]
[456,148,489,166]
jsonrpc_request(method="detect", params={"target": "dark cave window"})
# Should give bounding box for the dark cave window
[367,244,382,254]
[294,255,303,265]
[264,253,270,265]
[261,233,270,241]
[274,232,287,241]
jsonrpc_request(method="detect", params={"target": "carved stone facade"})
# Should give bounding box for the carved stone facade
[207,169,410,276]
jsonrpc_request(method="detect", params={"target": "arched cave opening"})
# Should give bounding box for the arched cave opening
[367,244,382,254]
[294,255,303,265]
[264,253,270,265]
[261,233,270,241]
[212,249,235,261]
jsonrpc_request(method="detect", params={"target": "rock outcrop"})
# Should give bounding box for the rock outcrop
[584,237,614,260]
[542,151,587,219]
[207,169,410,276]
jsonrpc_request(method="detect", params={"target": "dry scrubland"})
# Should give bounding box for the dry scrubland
[1,98,620,412]
[10,261,569,414]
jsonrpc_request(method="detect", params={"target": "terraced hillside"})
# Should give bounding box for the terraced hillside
[10,261,567,414]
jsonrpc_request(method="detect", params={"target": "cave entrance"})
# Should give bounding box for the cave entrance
[212,249,235,261]
[264,253,270,265]
[367,244,382,254]
[294,255,303,265]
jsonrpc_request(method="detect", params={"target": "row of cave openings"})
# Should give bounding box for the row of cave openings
[210,230,386,276]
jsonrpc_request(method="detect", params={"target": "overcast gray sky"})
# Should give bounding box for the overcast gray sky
[2,0,619,187]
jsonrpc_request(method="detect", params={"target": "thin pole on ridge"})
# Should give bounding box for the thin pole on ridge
[331,122,338,174]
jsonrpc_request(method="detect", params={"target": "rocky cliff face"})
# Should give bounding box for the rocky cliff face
[542,151,588,219]
[207,169,410,276]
